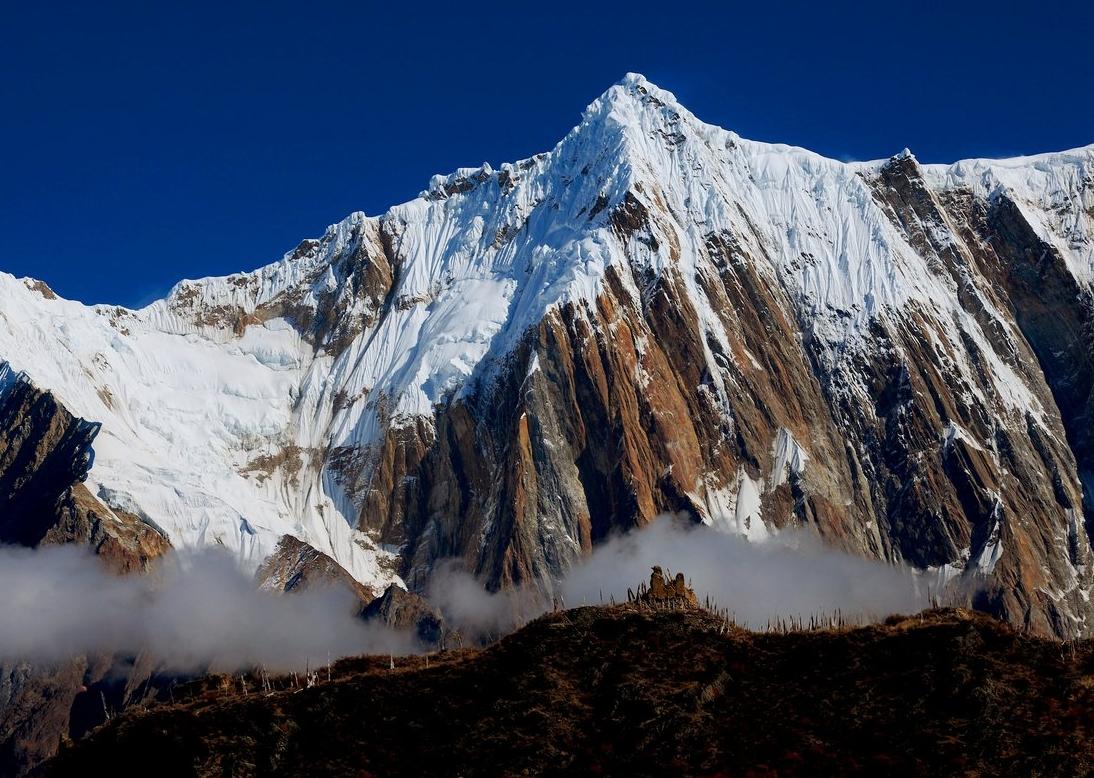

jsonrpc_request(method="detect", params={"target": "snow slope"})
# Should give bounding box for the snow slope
[1,73,1091,593]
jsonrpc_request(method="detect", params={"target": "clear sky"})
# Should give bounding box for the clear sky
[3,0,1092,306]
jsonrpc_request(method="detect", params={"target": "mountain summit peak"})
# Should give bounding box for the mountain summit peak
[586,72,689,120]
[619,71,649,86]
[563,73,701,178]
[616,72,678,102]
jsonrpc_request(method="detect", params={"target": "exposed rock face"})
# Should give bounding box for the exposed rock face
[345,88,1094,639]
[0,362,98,546]
[360,584,449,649]
[369,169,1094,635]
[0,363,170,569]
[0,75,1092,637]
[255,534,376,609]
[0,366,172,776]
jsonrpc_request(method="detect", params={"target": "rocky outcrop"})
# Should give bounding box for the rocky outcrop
[0,366,172,776]
[635,566,699,608]
[360,584,449,649]
[169,216,399,360]
[0,363,170,570]
[0,363,98,547]
[255,534,375,609]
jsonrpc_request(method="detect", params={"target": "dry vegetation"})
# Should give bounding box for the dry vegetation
[39,605,1094,777]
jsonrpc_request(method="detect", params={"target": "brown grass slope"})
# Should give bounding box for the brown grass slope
[40,606,1094,777]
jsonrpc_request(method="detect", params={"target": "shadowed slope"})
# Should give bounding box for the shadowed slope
[41,605,1094,777]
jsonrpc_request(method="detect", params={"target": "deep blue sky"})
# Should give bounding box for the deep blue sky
[3,1,1092,306]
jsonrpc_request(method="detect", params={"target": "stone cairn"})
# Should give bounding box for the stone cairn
[627,566,699,609]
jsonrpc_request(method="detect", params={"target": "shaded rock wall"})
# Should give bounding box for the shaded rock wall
[0,367,172,776]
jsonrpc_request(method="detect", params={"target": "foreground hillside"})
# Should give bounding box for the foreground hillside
[41,605,1094,777]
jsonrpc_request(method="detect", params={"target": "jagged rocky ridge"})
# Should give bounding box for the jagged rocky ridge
[0,363,169,571]
[1,74,1092,636]
[254,533,376,610]
[0,365,172,776]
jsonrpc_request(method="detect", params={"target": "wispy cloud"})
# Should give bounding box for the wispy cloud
[0,544,414,672]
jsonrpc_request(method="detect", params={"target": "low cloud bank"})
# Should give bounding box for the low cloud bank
[430,516,926,638]
[1,516,928,670]
[0,544,414,672]
[561,517,925,626]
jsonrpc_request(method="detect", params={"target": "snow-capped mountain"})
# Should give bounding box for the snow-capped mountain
[2,74,1092,635]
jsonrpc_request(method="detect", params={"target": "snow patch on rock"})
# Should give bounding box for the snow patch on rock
[770,429,809,488]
